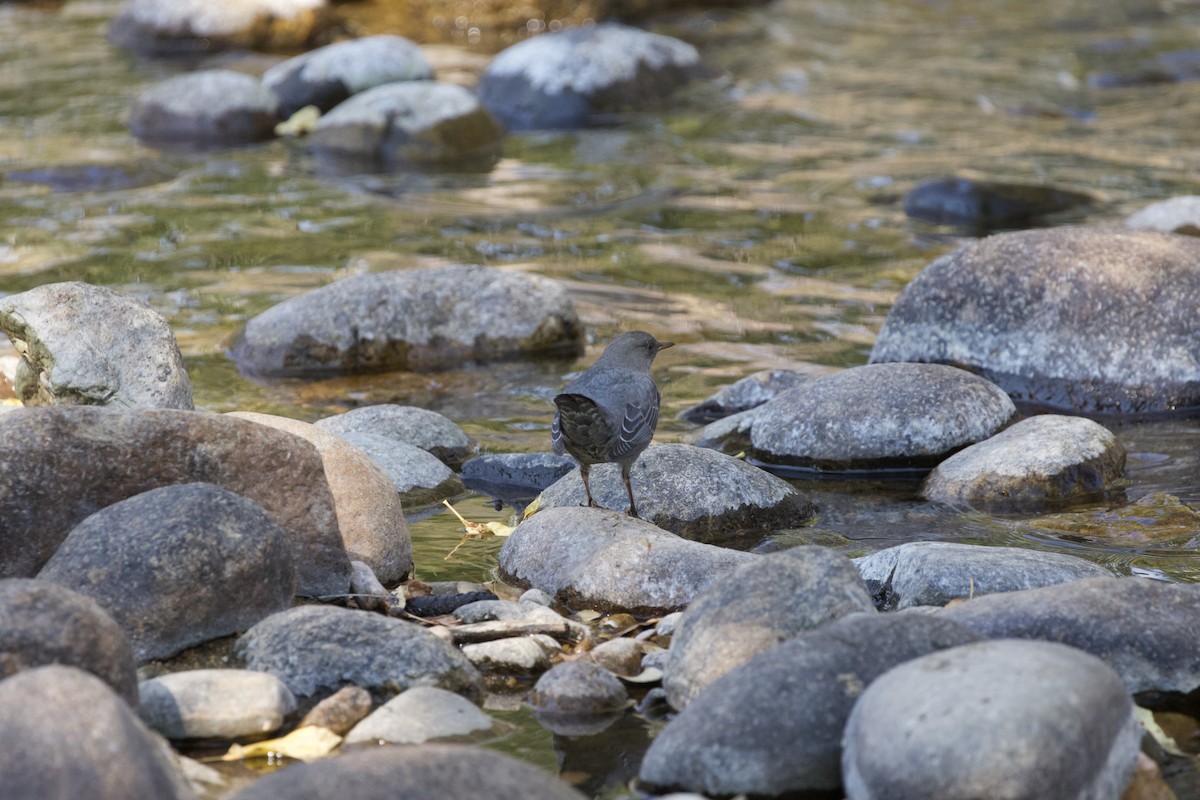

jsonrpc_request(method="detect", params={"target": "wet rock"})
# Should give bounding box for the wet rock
[940,576,1200,695]
[39,483,295,663]
[584,637,646,677]
[857,541,1111,609]
[345,686,494,745]
[498,506,758,616]
[263,34,434,118]
[684,406,761,455]
[478,22,702,130]
[538,443,816,541]
[1027,492,1200,547]
[640,613,981,797]
[109,0,331,55]
[903,177,1094,231]
[0,578,137,705]
[297,685,374,735]
[530,661,628,716]
[842,640,1142,800]
[230,411,411,585]
[139,669,296,739]
[662,546,876,709]
[923,414,1126,509]
[236,604,483,701]
[334,431,465,507]
[870,227,1200,414]
[678,369,808,424]
[461,452,576,499]
[315,404,473,469]
[748,363,1015,472]
[0,666,189,799]
[0,407,349,596]
[0,281,193,409]
[309,82,505,170]
[225,744,587,800]
[405,591,499,617]
[461,637,551,673]
[1125,196,1200,235]
[231,265,582,377]
[130,70,280,145]
[455,598,562,624]
[4,162,174,193]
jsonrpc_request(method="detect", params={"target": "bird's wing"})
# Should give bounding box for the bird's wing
[551,407,565,455]
[553,393,615,462]
[608,384,660,461]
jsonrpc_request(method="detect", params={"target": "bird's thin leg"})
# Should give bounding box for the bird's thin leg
[580,464,599,508]
[622,463,639,518]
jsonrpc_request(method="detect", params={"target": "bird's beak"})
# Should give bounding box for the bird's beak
[657,341,675,351]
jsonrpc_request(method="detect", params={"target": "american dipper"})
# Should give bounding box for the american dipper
[551,331,674,517]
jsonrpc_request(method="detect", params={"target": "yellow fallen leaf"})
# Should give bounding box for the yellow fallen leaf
[220,726,341,762]
[522,495,541,520]
[443,500,514,560]
[274,105,321,137]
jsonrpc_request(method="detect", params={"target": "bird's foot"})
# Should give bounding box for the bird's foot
[627,507,641,519]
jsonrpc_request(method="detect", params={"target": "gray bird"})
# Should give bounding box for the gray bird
[551,331,674,517]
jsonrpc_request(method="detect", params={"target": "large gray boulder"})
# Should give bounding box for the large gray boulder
[923,414,1126,509]
[748,363,1015,471]
[498,506,758,616]
[0,281,193,409]
[225,744,587,800]
[0,578,138,706]
[842,641,1142,800]
[39,483,296,663]
[478,22,703,131]
[230,265,582,377]
[230,412,411,585]
[0,666,190,799]
[663,547,876,709]
[641,613,982,797]
[130,70,280,145]
[856,541,1112,609]
[538,444,816,541]
[870,226,1200,414]
[263,34,434,117]
[236,605,483,701]
[940,576,1200,695]
[309,82,505,170]
[0,407,350,597]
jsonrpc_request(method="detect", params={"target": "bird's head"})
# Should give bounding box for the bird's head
[595,330,674,371]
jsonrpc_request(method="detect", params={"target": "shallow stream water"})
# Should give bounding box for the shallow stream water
[5,0,1200,795]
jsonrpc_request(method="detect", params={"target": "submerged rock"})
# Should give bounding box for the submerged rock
[109,0,331,55]
[855,541,1111,609]
[262,34,434,117]
[842,641,1142,800]
[903,177,1094,231]
[478,22,703,130]
[309,82,505,170]
[0,666,190,799]
[0,281,193,409]
[662,547,876,709]
[748,363,1015,472]
[1025,492,1200,547]
[38,483,296,663]
[677,369,808,423]
[641,613,981,797]
[225,744,587,800]
[870,227,1200,413]
[231,265,583,377]
[537,443,816,541]
[0,578,138,706]
[130,70,280,145]
[498,506,758,616]
[0,407,350,597]
[923,414,1126,510]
